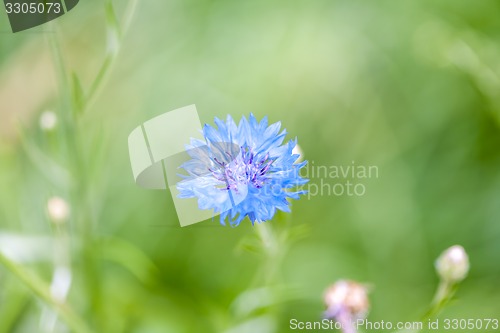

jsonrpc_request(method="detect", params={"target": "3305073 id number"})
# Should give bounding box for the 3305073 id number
[5,2,62,14]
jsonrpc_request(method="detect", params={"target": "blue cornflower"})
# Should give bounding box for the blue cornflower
[176,114,308,226]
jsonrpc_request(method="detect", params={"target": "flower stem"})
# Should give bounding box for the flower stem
[394,281,458,333]
[0,253,93,333]
[85,0,138,112]
[254,221,285,286]
[44,1,140,330]
[424,280,457,319]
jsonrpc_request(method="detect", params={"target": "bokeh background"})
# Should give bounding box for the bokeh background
[1,0,500,332]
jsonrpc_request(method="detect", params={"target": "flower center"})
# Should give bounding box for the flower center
[209,147,274,191]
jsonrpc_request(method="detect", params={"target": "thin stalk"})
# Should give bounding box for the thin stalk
[48,24,100,328]
[424,281,457,320]
[394,281,458,333]
[0,253,93,333]
[253,213,291,286]
[45,1,140,331]
[85,0,138,112]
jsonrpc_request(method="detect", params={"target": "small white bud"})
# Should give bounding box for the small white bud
[324,280,370,319]
[292,144,304,163]
[39,111,58,131]
[435,245,469,283]
[47,197,70,224]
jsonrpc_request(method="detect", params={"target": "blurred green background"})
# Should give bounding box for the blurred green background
[1,0,500,332]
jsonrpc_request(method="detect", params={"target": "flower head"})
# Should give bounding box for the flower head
[40,111,57,131]
[176,114,308,226]
[324,280,370,320]
[435,245,469,283]
[47,196,70,224]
